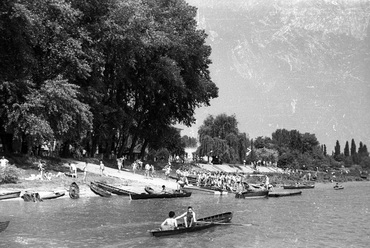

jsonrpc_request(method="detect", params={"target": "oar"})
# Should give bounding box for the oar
[196,221,254,227]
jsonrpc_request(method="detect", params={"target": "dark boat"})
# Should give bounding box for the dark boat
[94,181,137,196]
[90,182,111,197]
[130,191,191,200]
[0,221,10,233]
[69,182,80,199]
[150,212,233,237]
[268,190,302,197]
[0,191,21,201]
[282,184,315,189]
[235,189,269,199]
[22,190,65,202]
[334,185,344,190]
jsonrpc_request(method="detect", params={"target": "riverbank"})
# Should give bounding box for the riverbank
[0,158,179,200]
[1,156,367,200]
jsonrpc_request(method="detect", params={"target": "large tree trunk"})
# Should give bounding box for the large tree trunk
[129,134,139,160]
[0,131,13,153]
[140,139,148,159]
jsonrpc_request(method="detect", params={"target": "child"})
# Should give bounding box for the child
[176,206,197,228]
[161,211,178,230]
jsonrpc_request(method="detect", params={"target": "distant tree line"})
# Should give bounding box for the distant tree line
[196,114,370,171]
[0,0,218,160]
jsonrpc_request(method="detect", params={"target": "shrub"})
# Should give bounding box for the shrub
[0,164,21,184]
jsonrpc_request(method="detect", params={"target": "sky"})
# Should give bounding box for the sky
[178,0,370,152]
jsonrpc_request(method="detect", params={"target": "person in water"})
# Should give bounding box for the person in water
[160,211,178,230]
[176,206,197,228]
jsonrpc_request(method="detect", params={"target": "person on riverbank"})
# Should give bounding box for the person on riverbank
[99,160,105,176]
[71,163,77,178]
[145,163,151,178]
[0,156,9,167]
[117,157,123,172]
[176,206,197,228]
[150,164,156,178]
[38,160,45,180]
[160,211,178,230]
[82,162,88,182]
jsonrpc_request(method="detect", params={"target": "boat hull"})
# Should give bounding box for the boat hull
[268,190,302,197]
[235,190,269,199]
[150,212,233,237]
[282,185,315,189]
[90,182,111,197]
[130,191,191,200]
[183,185,227,195]
[0,191,21,201]
[94,181,136,196]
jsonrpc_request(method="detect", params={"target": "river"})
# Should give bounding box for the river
[1,181,369,248]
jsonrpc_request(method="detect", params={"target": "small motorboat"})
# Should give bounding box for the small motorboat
[333,184,344,190]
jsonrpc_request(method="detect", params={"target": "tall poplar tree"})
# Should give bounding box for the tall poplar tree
[344,141,350,157]
[334,140,341,157]
[350,139,357,156]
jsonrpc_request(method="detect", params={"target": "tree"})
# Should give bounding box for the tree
[182,136,197,148]
[351,139,357,157]
[334,140,341,157]
[197,114,249,163]
[344,141,350,157]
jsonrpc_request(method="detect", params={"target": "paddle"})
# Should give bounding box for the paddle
[196,221,254,227]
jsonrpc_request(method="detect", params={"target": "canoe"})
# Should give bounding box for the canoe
[90,182,111,197]
[22,190,65,202]
[130,191,191,200]
[0,221,10,233]
[183,185,228,195]
[94,181,137,196]
[334,185,344,190]
[150,212,233,237]
[0,190,21,201]
[235,189,269,199]
[282,184,315,189]
[69,182,80,199]
[268,190,302,197]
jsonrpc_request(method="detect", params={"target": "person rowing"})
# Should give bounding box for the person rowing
[176,206,197,228]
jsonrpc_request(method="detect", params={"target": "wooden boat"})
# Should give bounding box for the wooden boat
[334,185,344,190]
[282,184,315,189]
[0,190,21,201]
[22,190,65,202]
[0,221,10,233]
[94,181,136,196]
[150,212,233,237]
[183,185,227,195]
[90,182,111,197]
[268,190,302,197]
[130,191,191,200]
[69,182,80,199]
[235,189,269,199]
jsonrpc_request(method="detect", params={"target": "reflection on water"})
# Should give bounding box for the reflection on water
[1,182,370,248]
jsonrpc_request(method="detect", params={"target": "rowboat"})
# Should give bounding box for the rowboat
[334,185,344,190]
[235,189,269,199]
[268,190,302,197]
[183,185,228,195]
[0,190,21,201]
[94,181,137,196]
[22,190,65,202]
[0,221,10,233]
[130,191,191,200]
[90,182,111,197]
[69,182,80,199]
[150,212,233,237]
[282,184,315,189]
